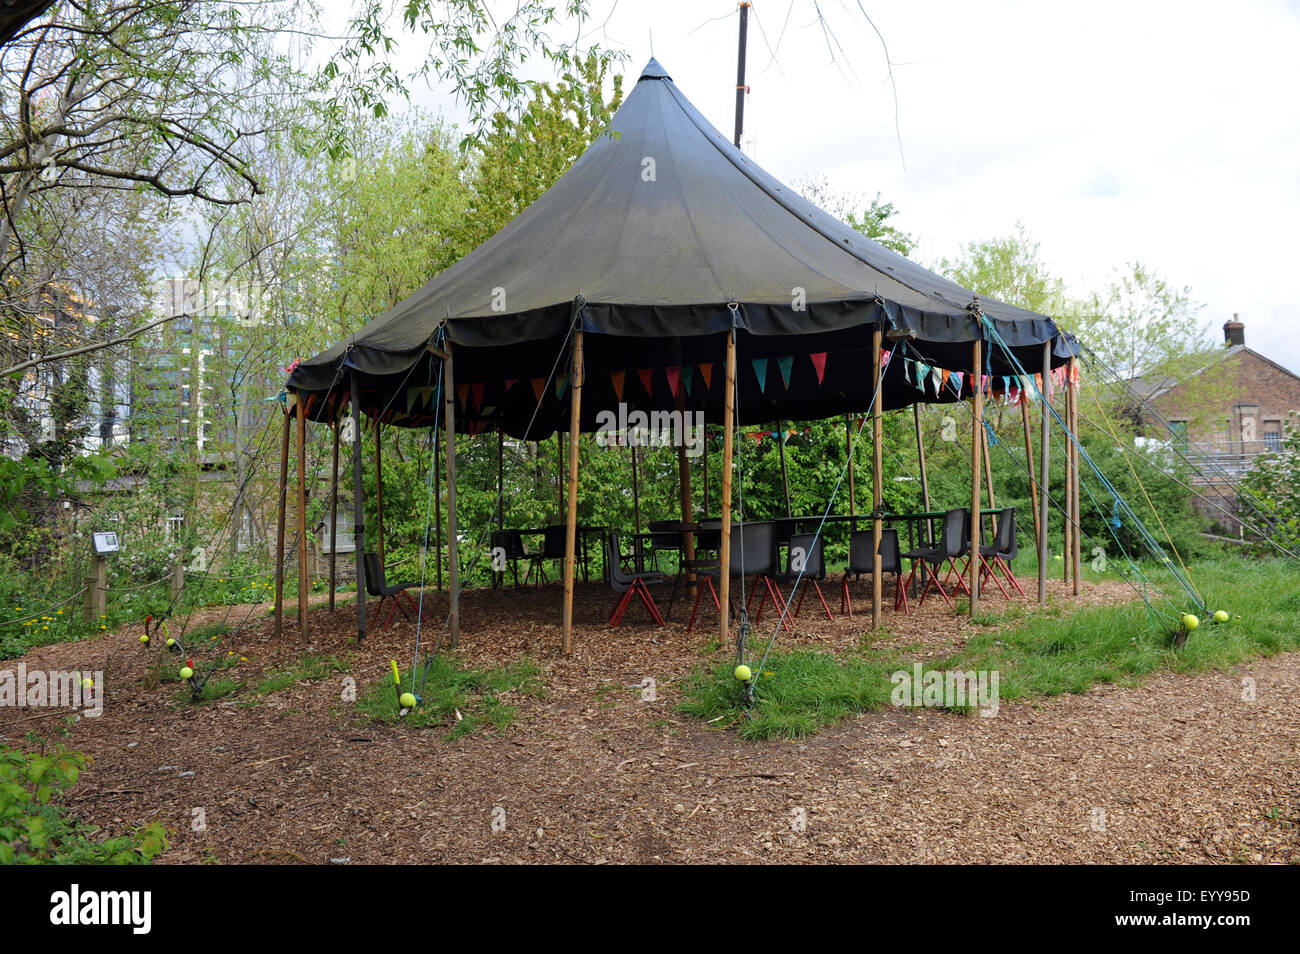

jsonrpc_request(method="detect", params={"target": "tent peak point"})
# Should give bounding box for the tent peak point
[638,57,671,83]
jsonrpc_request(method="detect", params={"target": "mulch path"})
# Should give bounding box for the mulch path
[3,574,1296,864]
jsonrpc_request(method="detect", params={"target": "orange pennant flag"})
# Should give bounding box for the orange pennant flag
[611,370,625,402]
[531,378,545,403]
[698,363,714,390]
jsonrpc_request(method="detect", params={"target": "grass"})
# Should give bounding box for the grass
[357,655,544,739]
[680,555,1300,740]
[252,654,349,696]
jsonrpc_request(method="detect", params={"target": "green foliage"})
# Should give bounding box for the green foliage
[937,222,1065,314]
[1240,411,1300,553]
[0,744,167,864]
[793,173,916,256]
[358,656,543,739]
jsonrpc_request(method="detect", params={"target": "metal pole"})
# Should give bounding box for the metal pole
[733,3,751,148]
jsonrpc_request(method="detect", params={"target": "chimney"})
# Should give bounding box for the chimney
[1223,314,1245,348]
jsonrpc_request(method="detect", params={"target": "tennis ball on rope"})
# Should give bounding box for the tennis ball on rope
[734,664,752,682]
[179,666,194,680]
[139,633,149,645]
[81,677,94,690]
[1213,610,1229,624]
[1181,613,1199,632]
[165,637,176,649]
[399,692,417,709]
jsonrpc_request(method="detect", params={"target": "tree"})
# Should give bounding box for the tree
[792,173,916,256]
[936,222,1065,314]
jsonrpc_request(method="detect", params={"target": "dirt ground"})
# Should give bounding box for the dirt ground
[3,575,1297,864]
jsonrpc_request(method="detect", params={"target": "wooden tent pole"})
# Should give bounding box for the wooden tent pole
[433,430,442,591]
[1070,358,1082,596]
[350,377,367,641]
[444,345,459,647]
[328,413,340,611]
[1063,364,1073,585]
[913,403,932,545]
[296,400,308,634]
[374,414,385,565]
[970,339,983,617]
[845,413,857,524]
[273,406,289,637]
[1037,344,1051,604]
[561,330,584,654]
[777,417,792,518]
[1020,395,1041,548]
[718,330,737,646]
[871,328,884,629]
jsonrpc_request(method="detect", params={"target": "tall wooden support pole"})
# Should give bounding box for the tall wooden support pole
[1020,396,1041,548]
[1037,344,1051,604]
[871,328,884,628]
[777,417,792,518]
[274,407,289,637]
[444,346,459,647]
[1070,358,1082,596]
[561,330,584,654]
[374,415,385,565]
[350,378,367,641]
[913,403,933,545]
[969,339,983,617]
[296,402,308,634]
[845,413,857,521]
[1062,365,1073,585]
[433,433,443,591]
[328,415,340,611]
[718,331,737,646]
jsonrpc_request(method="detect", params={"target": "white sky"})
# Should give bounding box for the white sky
[327,0,1300,374]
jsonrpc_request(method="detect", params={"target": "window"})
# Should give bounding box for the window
[1169,420,1188,452]
[1264,420,1282,453]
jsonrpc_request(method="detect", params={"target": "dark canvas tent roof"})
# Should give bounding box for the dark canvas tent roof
[290,58,1076,436]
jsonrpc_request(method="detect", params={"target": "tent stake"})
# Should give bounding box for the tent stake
[444,345,459,647]
[970,339,983,617]
[274,406,289,637]
[296,400,308,635]
[718,330,737,646]
[871,328,884,629]
[561,330,584,654]
[1037,343,1051,604]
[351,376,367,641]
[328,412,340,611]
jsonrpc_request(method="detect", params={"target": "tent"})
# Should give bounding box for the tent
[283,58,1081,650]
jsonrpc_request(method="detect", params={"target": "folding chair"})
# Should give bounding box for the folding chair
[841,527,908,617]
[605,532,666,627]
[901,508,969,608]
[363,552,420,630]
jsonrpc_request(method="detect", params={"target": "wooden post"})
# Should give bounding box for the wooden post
[1070,358,1082,596]
[433,431,442,591]
[970,339,983,616]
[1037,343,1051,604]
[913,403,932,545]
[444,346,459,647]
[718,330,737,646]
[350,376,367,642]
[1020,395,1041,548]
[296,400,308,634]
[1062,364,1073,585]
[871,328,884,628]
[846,413,857,522]
[274,406,289,637]
[777,417,792,518]
[374,414,385,565]
[328,413,340,611]
[561,330,584,654]
[84,553,106,624]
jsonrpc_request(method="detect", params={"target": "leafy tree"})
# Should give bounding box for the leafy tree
[792,173,916,256]
[937,222,1065,314]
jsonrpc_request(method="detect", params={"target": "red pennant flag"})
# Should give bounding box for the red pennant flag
[531,378,545,402]
[637,368,653,395]
[456,383,469,408]
[809,352,827,385]
[504,379,518,391]
[610,370,625,402]
[470,382,485,409]
[666,366,681,398]
[699,363,714,390]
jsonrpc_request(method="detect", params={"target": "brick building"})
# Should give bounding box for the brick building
[1129,317,1300,535]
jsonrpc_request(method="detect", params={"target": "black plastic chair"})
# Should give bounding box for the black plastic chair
[490,530,543,589]
[363,552,420,630]
[979,508,1024,597]
[686,522,789,635]
[841,527,908,617]
[539,524,568,584]
[605,532,665,627]
[780,532,833,621]
[901,509,970,608]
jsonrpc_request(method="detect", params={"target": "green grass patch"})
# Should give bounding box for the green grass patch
[681,556,1300,739]
[358,656,544,739]
[253,654,349,696]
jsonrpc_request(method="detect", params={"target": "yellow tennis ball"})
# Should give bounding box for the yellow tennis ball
[1181,614,1199,631]
[179,666,194,680]
[399,692,417,708]
[1213,610,1229,624]
[139,634,149,644]
[166,637,176,647]
[734,664,752,682]
[81,678,93,690]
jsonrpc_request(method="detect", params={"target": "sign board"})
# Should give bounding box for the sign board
[92,531,120,554]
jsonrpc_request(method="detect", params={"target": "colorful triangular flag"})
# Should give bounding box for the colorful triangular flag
[810,352,827,385]
[637,368,653,395]
[610,370,625,402]
[776,355,794,389]
[752,358,770,391]
[666,366,681,398]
